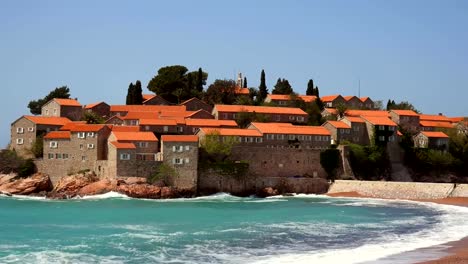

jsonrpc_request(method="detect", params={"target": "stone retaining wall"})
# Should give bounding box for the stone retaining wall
[327,180,463,199]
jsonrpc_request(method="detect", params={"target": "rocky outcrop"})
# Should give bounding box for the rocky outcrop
[47,172,98,199]
[77,178,117,196]
[0,173,52,195]
[0,174,17,186]
[117,183,161,199]
[257,187,279,198]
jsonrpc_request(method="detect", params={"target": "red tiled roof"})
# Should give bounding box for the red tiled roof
[53,98,81,106]
[158,111,196,118]
[343,96,358,101]
[419,114,451,122]
[343,116,365,123]
[110,105,186,113]
[235,87,250,95]
[180,97,209,106]
[122,112,157,120]
[199,128,263,137]
[421,131,449,138]
[250,122,331,135]
[68,124,110,132]
[321,95,341,102]
[185,119,238,127]
[360,97,371,103]
[391,110,419,117]
[142,94,155,101]
[161,135,199,142]
[23,116,71,126]
[110,141,136,149]
[139,119,178,126]
[361,116,397,126]
[111,126,140,132]
[267,94,317,103]
[43,131,71,139]
[345,110,390,117]
[186,109,214,118]
[323,121,351,129]
[84,102,106,109]
[449,117,465,123]
[419,120,454,129]
[214,105,307,115]
[112,131,158,141]
[59,121,87,130]
[298,95,317,103]
[323,108,338,115]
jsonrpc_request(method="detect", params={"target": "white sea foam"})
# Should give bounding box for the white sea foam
[0,250,125,264]
[0,194,48,201]
[77,191,131,200]
[249,196,468,264]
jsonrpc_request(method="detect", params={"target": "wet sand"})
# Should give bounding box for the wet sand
[326,192,468,264]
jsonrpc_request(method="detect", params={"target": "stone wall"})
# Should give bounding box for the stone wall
[162,141,199,190]
[449,184,468,197]
[328,180,458,199]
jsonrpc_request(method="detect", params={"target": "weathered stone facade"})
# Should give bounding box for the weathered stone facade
[181,97,213,113]
[84,102,110,118]
[41,99,82,121]
[389,110,420,134]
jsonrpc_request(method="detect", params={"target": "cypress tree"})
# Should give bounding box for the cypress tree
[258,69,268,102]
[134,80,143,105]
[315,86,320,97]
[306,79,314,95]
[196,67,204,92]
[126,82,135,105]
[243,77,247,88]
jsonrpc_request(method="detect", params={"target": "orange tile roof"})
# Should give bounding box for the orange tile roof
[180,97,209,105]
[23,116,72,126]
[185,119,238,127]
[139,119,178,126]
[321,95,341,102]
[419,120,454,129]
[186,109,214,118]
[449,117,465,123]
[235,87,250,95]
[391,110,419,117]
[298,95,318,103]
[343,116,365,123]
[122,112,157,120]
[161,135,199,142]
[323,121,351,129]
[250,122,331,135]
[59,121,87,130]
[419,114,451,122]
[361,116,397,126]
[199,128,263,137]
[68,124,110,132]
[84,102,106,109]
[345,110,390,117]
[111,126,140,132]
[53,98,81,106]
[267,94,317,103]
[110,105,186,113]
[214,105,307,115]
[360,97,371,102]
[43,131,71,139]
[323,108,338,115]
[421,131,449,138]
[158,111,196,118]
[112,131,158,141]
[110,141,136,149]
[142,94,156,101]
[343,96,358,101]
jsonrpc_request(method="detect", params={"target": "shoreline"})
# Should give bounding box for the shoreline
[327,191,468,264]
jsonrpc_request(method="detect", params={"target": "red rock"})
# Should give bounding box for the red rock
[122,177,147,185]
[77,178,117,196]
[0,173,52,195]
[0,174,17,186]
[47,172,98,198]
[117,184,161,199]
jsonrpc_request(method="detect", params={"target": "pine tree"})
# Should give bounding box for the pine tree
[306,79,314,95]
[196,67,204,92]
[258,69,268,102]
[134,80,143,105]
[126,82,135,105]
[243,77,247,88]
[187,73,194,92]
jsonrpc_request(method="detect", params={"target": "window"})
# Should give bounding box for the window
[306,135,312,141]
[222,113,228,119]
[16,138,24,145]
[87,132,94,137]
[78,132,86,138]
[173,158,183,164]
[163,126,168,132]
[81,156,87,161]
[289,135,295,140]
[185,145,190,151]
[315,136,321,141]
[378,136,385,141]
[45,109,49,115]
[120,153,130,160]
[53,109,57,115]
[276,115,281,121]
[279,101,286,105]
[388,126,395,131]
[255,137,263,143]
[297,116,305,122]
[298,135,304,140]
[267,134,274,140]
[185,158,190,164]
[28,127,34,132]
[50,141,58,148]
[326,102,332,107]
[55,153,62,159]
[177,126,184,133]
[87,144,95,149]
[289,116,295,121]
[48,153,54,159]
[232,114,237,119]
[389,136,395,142]
[173,145,184,152]
[130,120,138,126]
[378,125,385,131]
[63,153,69,159]
[16,127,24,134]
[80,144,84,150]
[138,142,148,148]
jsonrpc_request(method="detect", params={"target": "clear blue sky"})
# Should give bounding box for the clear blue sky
[1,0,467,147]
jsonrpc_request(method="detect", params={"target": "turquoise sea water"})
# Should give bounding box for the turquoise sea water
[0,192,467,264]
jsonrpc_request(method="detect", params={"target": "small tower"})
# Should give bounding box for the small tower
[236,72,243,87]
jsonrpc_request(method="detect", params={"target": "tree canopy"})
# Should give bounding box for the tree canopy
[147,65,208,103]
[257,69,268,103]
[27,86,71,115]
[320,147,340,182]
[386,100,419,113]
[272,78,293,95]
[126,80,143,105]
[204,79,237,105]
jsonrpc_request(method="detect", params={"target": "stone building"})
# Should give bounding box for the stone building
[359,97,375,109]
[389,110,420,134]
[10,115,71,158]
[181,97,213,113]
[184,119,238,134]
[161,135,199,191]
[361,116,398,145]
[142,94,170,105]
[108,131,159,161]
[321,95,346,108]
[343,96,363,109]
[84,102,110,118]
[109,105,186,117]
[197,127,264,146]
[212,105,308,124]
[264,94,317,106]
[340,116,370,145]
[41,98,83,121]
[322,121,352,144]
[413,131,449,151]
